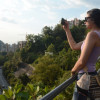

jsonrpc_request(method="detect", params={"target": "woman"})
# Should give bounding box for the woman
[63,8,100,100]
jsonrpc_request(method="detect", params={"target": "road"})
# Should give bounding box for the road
[0,66,9,93]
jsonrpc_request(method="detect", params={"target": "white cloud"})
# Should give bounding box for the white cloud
[21,0,34,11]
[62,0,100,9]
[0,20,29,44]
[0,0,100,44]
[80,12,86,20]
[1,17,17,24]
[61,0,83,8]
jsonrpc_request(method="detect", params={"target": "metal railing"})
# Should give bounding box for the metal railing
[40,69,100,100]
[40,74,77,100]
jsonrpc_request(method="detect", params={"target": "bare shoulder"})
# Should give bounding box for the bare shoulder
[86,31,99,40]
[83,31,98,46]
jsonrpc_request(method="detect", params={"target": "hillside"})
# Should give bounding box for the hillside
[0,40,6,51]
[14,63,34,77]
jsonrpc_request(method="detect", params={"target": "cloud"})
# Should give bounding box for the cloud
[1,17,17,24]
[0,0,100,44]
[18,33,27,36]
[0,0,99,24]
[41,6,58,20]
[80,12,86,19]
[63,0,100,8]
[81,0,100,8]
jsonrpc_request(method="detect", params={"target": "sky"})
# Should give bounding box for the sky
[0,0,100,44]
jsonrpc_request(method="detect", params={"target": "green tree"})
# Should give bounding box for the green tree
[33,55,63,86]
[0,55,6,65]
[46,43,55,53]
[55,48,79,70]
[26,34,45,53]
[42,26,53,36]
[71,25,86,42]
[19,74,30,86]
[53,24,66,52]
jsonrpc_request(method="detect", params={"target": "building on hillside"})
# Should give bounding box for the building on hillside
[18,41,27,49]
[45,51,53,56]
[0,41,26,52]
[6,43,10,52]
[5,43,18,52]
[68,18,81,28]
[68,20,74,28]
[11,43,18,52]
[74,18,81,26]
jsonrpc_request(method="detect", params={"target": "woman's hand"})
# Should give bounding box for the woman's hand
[71,69,77,76]
[62,20,69,32]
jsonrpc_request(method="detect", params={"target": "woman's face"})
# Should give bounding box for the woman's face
[84,14,95,29]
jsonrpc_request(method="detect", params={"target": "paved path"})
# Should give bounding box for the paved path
[0,66,9,91]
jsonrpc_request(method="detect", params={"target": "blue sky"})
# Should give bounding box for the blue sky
[0,0,100,44]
